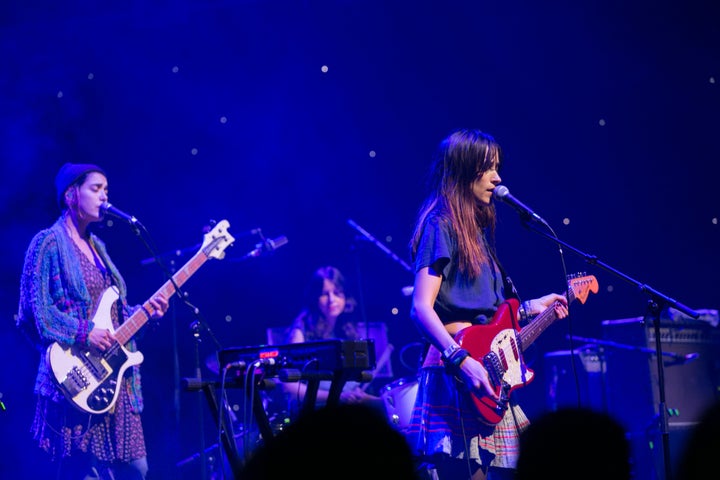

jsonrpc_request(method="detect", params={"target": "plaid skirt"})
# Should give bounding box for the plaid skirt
[404,366,529,470]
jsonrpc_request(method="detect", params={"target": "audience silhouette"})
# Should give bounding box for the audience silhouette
[674,400,720,480]
[515,407,632,480]
[240,403,419,479]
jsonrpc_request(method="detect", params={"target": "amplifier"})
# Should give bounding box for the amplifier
[602,316,720,433]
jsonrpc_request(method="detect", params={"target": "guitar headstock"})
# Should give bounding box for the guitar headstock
[567,273,599,304]
[201,220,235,260]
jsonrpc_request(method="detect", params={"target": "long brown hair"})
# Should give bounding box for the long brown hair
[295,266,357,340]
[410,129,502,277]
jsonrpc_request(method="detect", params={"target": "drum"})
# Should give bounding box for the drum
[380,377,418,431]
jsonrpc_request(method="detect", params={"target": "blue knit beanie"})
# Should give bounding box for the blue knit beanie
[55,163,106,208]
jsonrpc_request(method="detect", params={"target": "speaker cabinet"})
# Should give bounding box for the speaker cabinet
[602,316,720,434]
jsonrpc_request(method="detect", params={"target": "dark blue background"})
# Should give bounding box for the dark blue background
[1,1,718,478]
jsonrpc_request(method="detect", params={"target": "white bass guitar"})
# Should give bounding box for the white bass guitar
[47,220,235,414]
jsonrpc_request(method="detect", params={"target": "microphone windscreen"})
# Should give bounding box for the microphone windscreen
[493,185,510,199]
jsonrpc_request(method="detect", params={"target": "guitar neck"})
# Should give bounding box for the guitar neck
[114,250,209,345]
[518,290,576,351]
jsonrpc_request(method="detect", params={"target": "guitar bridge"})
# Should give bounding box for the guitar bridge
[62,366,90,396]
[483,352,505,388]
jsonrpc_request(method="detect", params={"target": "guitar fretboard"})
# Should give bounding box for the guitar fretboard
[519,290,577,350]
[114,250,209,345]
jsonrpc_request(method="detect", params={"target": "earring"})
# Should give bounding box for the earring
[66,189,77,208]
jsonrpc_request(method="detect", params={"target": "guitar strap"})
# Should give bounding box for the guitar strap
[482,231,522,303]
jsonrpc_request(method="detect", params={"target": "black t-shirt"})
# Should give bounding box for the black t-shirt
[414,213,507,325]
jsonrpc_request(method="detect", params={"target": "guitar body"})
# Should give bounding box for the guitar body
[455,298,533,426]
[454,274,599,425]
[47,286,144,414]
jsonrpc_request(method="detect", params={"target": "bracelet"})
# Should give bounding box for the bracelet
[443,348,471,370]
[518,301,531,322]
[441,343,462,361]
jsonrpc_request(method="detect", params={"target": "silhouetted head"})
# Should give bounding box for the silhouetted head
[241,404,418,479]
[516,408,631,480]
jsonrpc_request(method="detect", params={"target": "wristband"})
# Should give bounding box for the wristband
[450,348,471,368]
[441,343,462,361]
[443,347,471,370]
[518,301,531,322]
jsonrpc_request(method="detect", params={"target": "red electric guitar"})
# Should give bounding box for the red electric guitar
[455,274,599,425]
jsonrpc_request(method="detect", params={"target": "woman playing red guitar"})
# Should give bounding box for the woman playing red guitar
[404,129,569,480]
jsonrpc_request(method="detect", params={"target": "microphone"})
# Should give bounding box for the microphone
[493,186,546,224]
[247,235,289,258]
[683,352,699,364]
[664,352,699,365]
[101,202,141,225]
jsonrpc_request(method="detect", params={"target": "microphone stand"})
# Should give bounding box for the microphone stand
[347,219,413,340]
[349,236,371,341]
[519,219,698,480]
[147,228,284,477]
[137,224,223,480]
[347,219,413,274]
[566,334,698,366]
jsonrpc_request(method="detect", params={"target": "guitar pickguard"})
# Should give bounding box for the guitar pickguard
[486,328,533,389]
